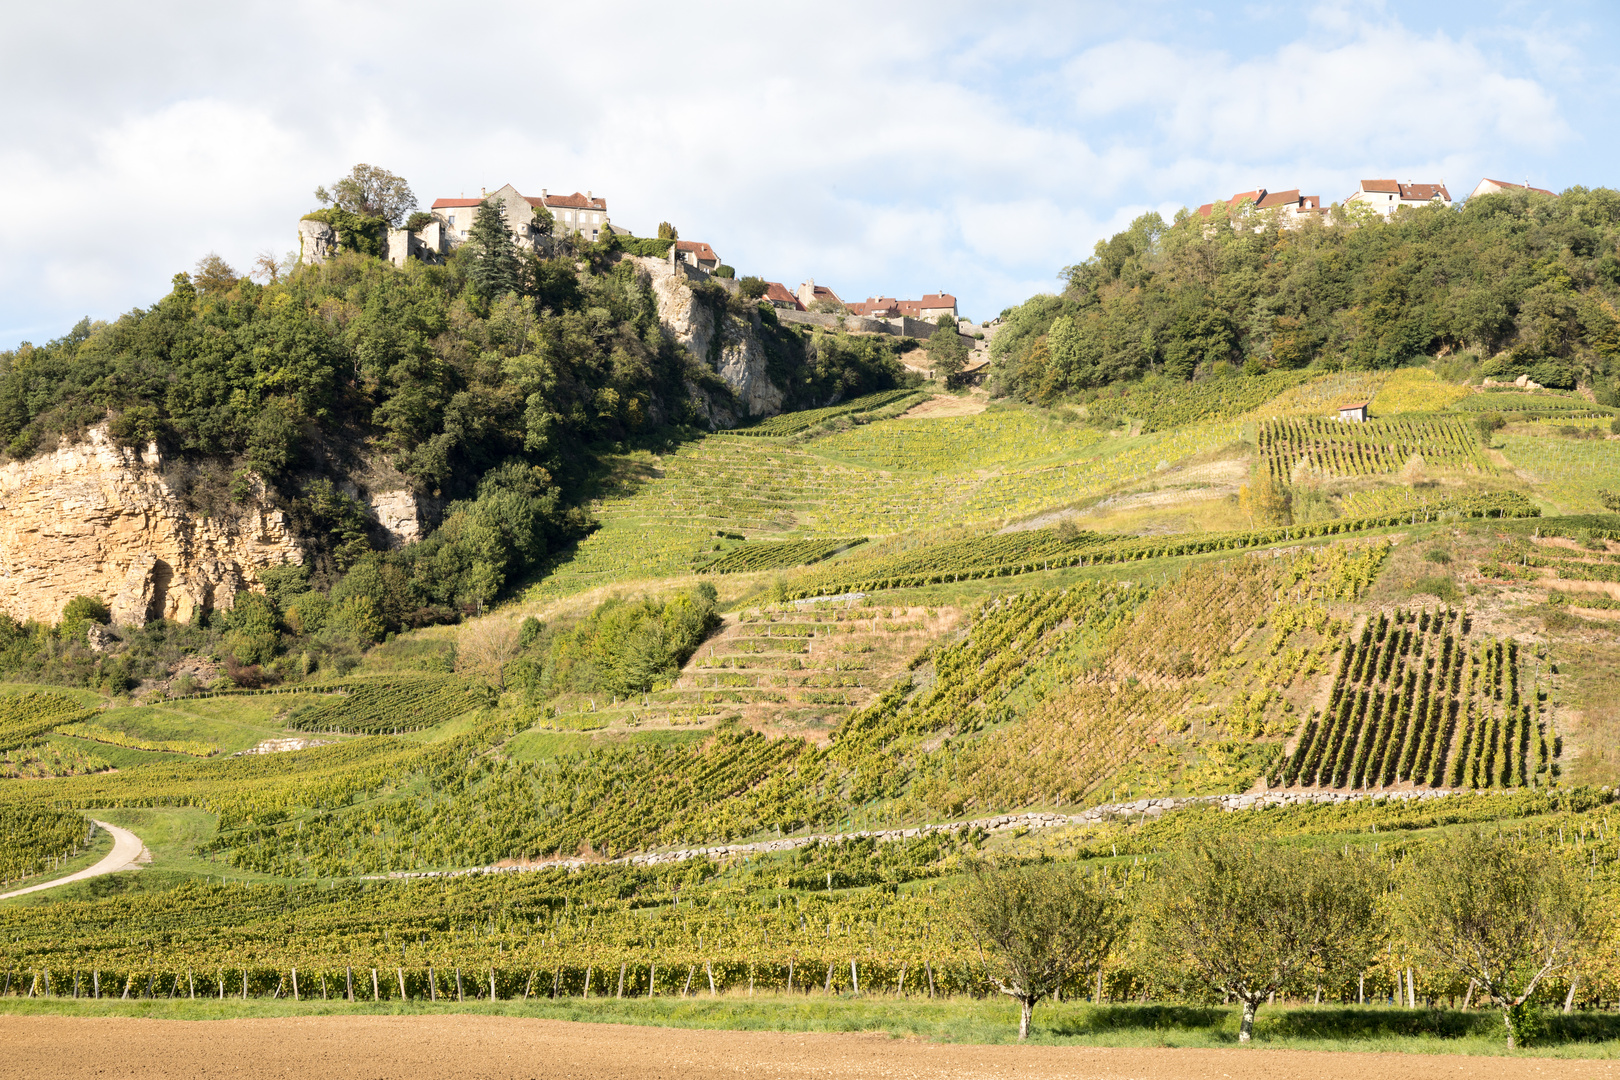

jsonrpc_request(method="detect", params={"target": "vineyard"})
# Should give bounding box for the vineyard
[1454,392,1615,418]
[1,353,1618,1033]
[0,805,94,886]
[782,491,1536,600]
[723,389,927,437]
[282,677,494,735]
[1280,608,1555,791]
[1500,433,1620,514]
[9,785,1620,1009]
[698,538,867,574]
[539,602,960,734]
[1367,369,1471,414]
[1257,416,1492,481]
[1080,370,1309,431]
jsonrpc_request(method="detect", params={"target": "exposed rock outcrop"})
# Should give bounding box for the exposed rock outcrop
[634,256,784,424]
[363,488,440,547]
[0,426,304,627]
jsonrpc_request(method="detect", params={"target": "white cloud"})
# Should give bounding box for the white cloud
[1066,12,1568,168]
[0,0,1587,346]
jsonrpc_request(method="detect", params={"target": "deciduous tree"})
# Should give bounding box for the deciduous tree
[958,858,1124,1040]
[1396,831,1592,1049]
[315,164,418,227]
[1142,839,1382,1043]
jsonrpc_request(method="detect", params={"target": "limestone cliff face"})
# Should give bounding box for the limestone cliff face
[635,256,784,425]
[0,426,304,627]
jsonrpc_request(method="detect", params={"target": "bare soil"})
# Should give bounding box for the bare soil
[898,394,987,418]
[2,1015,1610,1080]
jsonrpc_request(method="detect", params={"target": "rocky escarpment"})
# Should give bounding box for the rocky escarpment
[0,426,306,627]
[634,256,784,426]
[0,426,445,627]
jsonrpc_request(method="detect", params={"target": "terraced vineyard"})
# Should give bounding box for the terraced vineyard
[784,491,1537,600]
[723,388,926,436]
[535,413,1242,598]
[1455,391,1614,417]
[1258,415,1492,480]
[699,537,867,574]
[540,603,961,735]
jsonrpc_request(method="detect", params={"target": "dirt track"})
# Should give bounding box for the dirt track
[4,1015,1615,1079]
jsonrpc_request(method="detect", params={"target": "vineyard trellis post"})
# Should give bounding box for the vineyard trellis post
[347,966,354,1002]
[397,968,407,1001]
[291,968,299,1001]
[372,968,380,1001]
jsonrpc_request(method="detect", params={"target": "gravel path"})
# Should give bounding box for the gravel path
[0,820,143,901]
[0,1015,1611,1080]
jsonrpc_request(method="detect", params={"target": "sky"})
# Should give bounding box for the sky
[3,0,1618,347]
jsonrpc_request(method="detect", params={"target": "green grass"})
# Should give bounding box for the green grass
[0,996,1614,1055]
[1,806,234,899]
[0,824,112,899]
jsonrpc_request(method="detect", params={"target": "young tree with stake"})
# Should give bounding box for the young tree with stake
[957,858,1124,1040]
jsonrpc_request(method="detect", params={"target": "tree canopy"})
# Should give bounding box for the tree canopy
[315,164,418,228]
[992,187,1620,405]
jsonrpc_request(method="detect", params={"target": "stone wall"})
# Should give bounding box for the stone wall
[0,426,304,627]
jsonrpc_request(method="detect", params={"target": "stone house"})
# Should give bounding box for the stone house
[847,293,958,321]
[797,280,844,310]
[1197,188,1324,226]
[762,282,804,310]
[429,184,611,250]
[674,240,721,272]
[1345,180,1452,218]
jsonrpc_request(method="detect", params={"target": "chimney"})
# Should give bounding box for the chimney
[480,187,486,196]
[587,190,592,199]
[542,189,547,198]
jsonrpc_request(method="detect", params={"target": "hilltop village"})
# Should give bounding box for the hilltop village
[297,181,981,373]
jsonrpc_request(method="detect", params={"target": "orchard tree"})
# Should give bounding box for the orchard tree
[958,858,1124,1040]
[315,164,418,227]
[1143,839,1382,1043]
[1397,831,1593,1049]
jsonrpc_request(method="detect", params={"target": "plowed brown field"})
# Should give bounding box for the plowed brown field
[3,1014,1614,1079]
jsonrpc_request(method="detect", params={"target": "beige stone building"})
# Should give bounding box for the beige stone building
[429,184,611,251]
[1345,180,1452,218]
[1196,188,1324,226]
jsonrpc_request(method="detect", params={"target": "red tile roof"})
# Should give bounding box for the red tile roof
[1479,178,1555,198]
[848,296,901,317]
[675,240,720,264]
[918,293,956,310]
[763,282,803,309]
[431,198,483,209]
[1198,188,1320,217]
[536,191,607,211]
[1356,181,1452,203]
